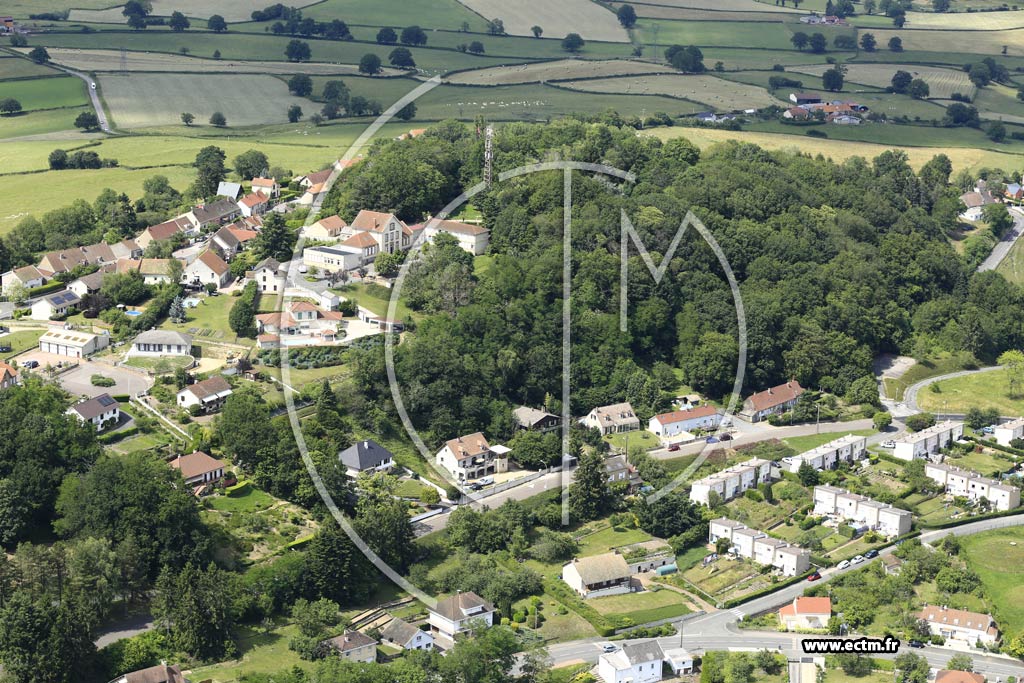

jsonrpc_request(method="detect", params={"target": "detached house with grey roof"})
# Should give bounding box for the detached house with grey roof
[338,439,395,478]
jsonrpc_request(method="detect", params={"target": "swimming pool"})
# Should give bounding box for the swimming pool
[125,310,142,317]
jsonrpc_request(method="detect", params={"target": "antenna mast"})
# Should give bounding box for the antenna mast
[484,125,494,187]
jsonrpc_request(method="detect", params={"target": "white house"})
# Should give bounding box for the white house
[246,258,286,293]
[67,393,120,431]
[177,376,233,413]
[780,433,868,474]
[648,405,721,439]
[893,421,964,461]
[739,380,804,422]
[598,641,666,683]
[813,485,913,537]
[959,179,996,222]
[305,214,347,242]
[415,218,490,255]
[348,210,415,255]
[993,417,1024,447]
[128,330,193,357]
[251,177,280,199]
[709,518,810,576]
[110,663,186,683]
[0,361,18,390]
[583,402,640,435]
[428,592,495,648]
[779,597,832,631]
[170,450,226,486]
[1,265,45,293]
[38,328,108,357]
[435,432,509,482]
[323,631,377,663]
[30,290,80,320]
[380,618,433,651]
[689,458,774,506]
[237,191,269,218]
[66,271,106,298]
[562,553,633,599]
[183,250,231,289]
[338,439,395,478]
[302,244,367,274]
[918,605,999,645]
[924,462,1020,511]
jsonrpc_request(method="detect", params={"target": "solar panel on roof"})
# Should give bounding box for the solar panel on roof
[97,395,116,407]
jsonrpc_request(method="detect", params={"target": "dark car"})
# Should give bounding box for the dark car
[0,345,11,353]
[21,360,38,369]
[864,549,879,559]
[807,571,822,581]
[706,436,719,444]
[667,443,680,452]
[720,433,733,441]
[908,640,925,649]
[467,482,483,491]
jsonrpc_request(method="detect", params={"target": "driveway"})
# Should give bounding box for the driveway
[57,360,153,398]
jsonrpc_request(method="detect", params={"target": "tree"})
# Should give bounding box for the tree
[969,63,992,88]
[487,18,505,35]
[376,27,397,44]
[288,73,313,96]
[193,145,226,198]
[168,11,190,31]
[0,592,97,683]
[209,111,227,127]
[389,47,416,68]
[305,524,373,605]
[823,66,844,92]
[74,111,100,131]
[322,80,350,107]
[48,148,68,170]
[983,203,1014,238]
[933,0,950,10]
[353,475,416,571]
[253,212,294,261]
[908,77,930,100]
[208,14,227,31]
[987,120,1007,143]
[180,111,194,126]
[860,33,876,51]
[665,44,705,72]
[169,295,186,323]
[373,250,404,278]
[889,36,903,51]
[905,413,937,432]
[617,4,637,28]
[809,32,828,53]
[285,39,312,62]
[400,25,427,46]
[468,41,485,54]
[846,375,879,406]
[154,562,238,661]
[359,53,382,75]
[568,451,611,523]
[395,102,417,121]
[947,654,974,672]
[287,104,303,123]
[531,25,543,38]
[127,13,146,29]
[229,281,259,337]
[28,46,49,64]
[0,98,21,115]
[798,460,820,487]
[234,149,269,180]
[562,33,585,53]
[999,349,1024,397]
[791,31,809,51]
[873,411,893,431]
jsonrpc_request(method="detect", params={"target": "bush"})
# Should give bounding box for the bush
[90,374,116,387]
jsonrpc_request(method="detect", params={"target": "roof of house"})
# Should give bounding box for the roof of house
[416,218,489,236]
[652,405,719,425]
[303,169,333,186]
[181,375,232,401]
[445,432,491,461]
[565,552,631,585]
[170,450,226,479]
[145,219,186,242]
[711,517,746,529]
[228,226,259,243]
[250,257,283,275]
[430,592,494,621]
[192,198,240,224]
[792,92,821,101]
[239,191,269,208]
[339,439,395,471]
[513,405,558,428]
[304,182,327,196]
[603,641,666,670]
[139,259,175,277]
[380,617,423,646]
[935,672,985,683]
[919,605,996,634]
[217,181,242,199]
[314,215,347,234]
[196,250,230,276]
[589,402,639,427]
[786,107,810,118]
[69,393,118,421]
[123,663,187,683]
[252,177,277,189]
[325,630,377,653]
[41,290,81,307]
[745,381,804,412]
[38,329,98,346]
[133,330,192,347]
[13,265,44,281]
[341,231,378,249]
[213,225,241,250]
[0,361,17,381]
[779,596,832,617]
[71,270,106,292]
[351,210,408,233]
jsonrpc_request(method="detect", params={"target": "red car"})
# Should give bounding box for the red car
[807,571,822,581]
[667,443,680,452]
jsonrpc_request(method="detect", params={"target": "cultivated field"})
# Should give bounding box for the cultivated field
[790,63,976,99]
[560,74,783,110]
[445,59,678,85]
[635,19,807,50]
[97,73,319,128]
[899,9,1024,29]
[454,0,630,42]
[28,48,402,76]
[0,76,88,112]
[872,27,1024,56]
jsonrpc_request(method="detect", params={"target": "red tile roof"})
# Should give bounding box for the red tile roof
[745,381,804,412]
[652,405,719,424]
[170,450,226,480]
[779,596,831,617]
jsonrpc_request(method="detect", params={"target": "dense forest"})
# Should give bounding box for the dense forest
[324,117,1019,446]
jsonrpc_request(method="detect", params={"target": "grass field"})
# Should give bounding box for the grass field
[561,74,782,110]
[789,63,975,100]
[0,329,44,361]
[636,19,844,52]
[943,449,1014,477]
[609,2,797,21]
[652,0,799,12]
[960,526,1024,635]
[300,0,490,31]
[871,28,1024,57]
[446,59,678,85]
[917,368,1024,416]
[0,56,63,80]
[604,429,660,451]
[98,73,319,128]
[70,0,321,22]
[783,429,876,454]
[996,230,1024,285]
[588,588,691,623]
[0,76,89,112]
[189,623,312,682]
[455,0,629,42]
[891,9,1024,30]
[0,105,94,140]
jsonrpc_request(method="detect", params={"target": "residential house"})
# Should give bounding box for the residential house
[247,258,285,293]
[139,259,178,285]
[783,107,811,120]
[323,631,377,663]
[512,405,560,432]
[37,242,116,275]
[306,215,347,241]
[170,450,227,486]
[959,179,997,221]
[428,592,495,648]
[38,328,108,357]
[251,177,280,199]
[709,518,810,576]
[177,376,233,413]
[338,439,395,478]
[211,225,243,259]
[237,191,269,218]
[136,217,192,250]
[254,301,342,348]
[597,641,666,683]
[813,485,913,537]
[739,380,804,422]
[1005,181,1024,202]
[1,265,46,293]
[380,618,433,651]
[67,393,120,432]
[226,224,259,249]
[993,416,1024,447]
[110,663,188,683]
[935,671,986,683]
[689,458,775,506]
[828,114,861,125]
[881,554,904,575]
[357,309,405,333]
[186,199,241,230]
[0,361,18,389]
[648,405,721,440]
[435,432,510,482]
[709,517,747,544]
[780,434,868,473]
[604,454,641,490]
[348,210,414,255]
[128,330,193,357]
[583,402,640,435]
[67,270,107,298]
[297,168,333,189]
[562,553,633,599]
[892,420,964,461]
[110,238,142,261]
[217,181,242,200]
[800,13,847,25]
[663,648,695,676]
[30,290,81,320]
[790,93,822,105]
[303,243,371,274]
[414,218,490,255]
[779,597,832,631]
[183,250,231,289]
[918,605,999,645]
[924,462,1020,511]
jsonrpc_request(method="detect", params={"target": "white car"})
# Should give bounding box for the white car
[477,476,494,486]
[837,559,851,569]
[601,643,617,653]
[880,440,896,449]
[851,555,865,565]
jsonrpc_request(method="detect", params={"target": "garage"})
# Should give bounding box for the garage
[38,329,108,358]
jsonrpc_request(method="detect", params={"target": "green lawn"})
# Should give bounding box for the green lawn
[108,429,174,455]
[124,355,194,372]
[960,526,1024,635]
[883,353,980,401]
[917,368,1024,416]
[0,76,89,112]
[604,429,660,451]
[577,525,653,557]
[162,293,247,343]
[783,429,876,454]
[588,587,691,623]
[334,283,414,321]
[1,329,43,360]
[0,104,93,140]
[207,485,276,514]
[943,449,1015,477]
[189,623,312,683]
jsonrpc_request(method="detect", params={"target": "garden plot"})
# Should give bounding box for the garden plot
[790,63,976,100]
[97,73,319,128]
[560,74,782,110]
[446,59,677,85]
[454,0,630,42]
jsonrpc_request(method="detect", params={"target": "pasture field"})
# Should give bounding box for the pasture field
[973,83,1024,120]
[996,230,1024,285]
[3,0,113,15]
[656,0,800,11]
[339,28,632,60]
[696,47,840,69]
[916,368,1024,416]
[0,76,88,112]
[29,48,404,76]
[889,9,1024,30]
[645,127,1024,172]
[454,0,630,42]
[960,526,1024,635]
[309,75,417,105]
[299,0,490,32]
[635,19,823,51]
[0,105,93,140]
[445,59,678,85]
[559,74,784,110]
[871,28,1024,57]
[0,55,62,80]
[70,0,320,22]
[608,2,796,22]
[98,73,319,128]
[789,63,976,100]
[747,117,1003,146]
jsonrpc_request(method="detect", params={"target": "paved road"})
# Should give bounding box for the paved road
[52,64,112,133]
[903,365,1004,413]
[978,206,1024,273]
[93,612,153,649]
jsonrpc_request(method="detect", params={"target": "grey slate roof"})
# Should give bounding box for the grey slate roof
[133,330,193,348]
[70,393,118,420]
[339,439,394,471]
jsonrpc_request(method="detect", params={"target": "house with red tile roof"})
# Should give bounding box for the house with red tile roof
[779,596,831,630]
[0,361,19,390]
[254,301,343,349]
[648,405,721,439]
[918,605,999,645]
[306,214,347,241]
[412,218,490,255]
[251,177,279,198]
[170,450,227,486]
[237,191,270,218]
[739,380,804,423]
[184,250,231,289]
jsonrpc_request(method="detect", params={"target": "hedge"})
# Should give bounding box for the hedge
[225,480,251,497]
[543,579,616,636]
[28,281,66,297]
[723,570,813,609]
[97,426,138,444]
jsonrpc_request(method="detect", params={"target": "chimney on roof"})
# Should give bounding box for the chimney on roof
[363,440,369,448]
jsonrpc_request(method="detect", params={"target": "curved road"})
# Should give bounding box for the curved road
[904,365,1004,414]
[52,64,112,133]
[978,206,1024,273]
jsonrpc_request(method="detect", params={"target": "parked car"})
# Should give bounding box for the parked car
[851,555,865,565]
[908,640,925,649]
[601,643,617,653]
[667,443,680,452]
[20,360,38,369]
[720,433,733,441]
[837,559,851,569]
[983,426,995,434]
[881,440,896,448]
[477,477,494,486]
[807,571,821,581]
[467,482,483,491]
[706,436,719,444]
[0,345,10,353]
[864,549,879,559]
